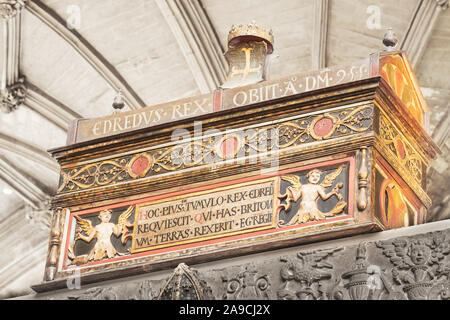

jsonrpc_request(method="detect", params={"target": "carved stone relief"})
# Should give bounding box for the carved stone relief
[222,264,271,300]
[157,263,213,300]
[57,105,372,193]
[377,232,450,300]
[57,228,450,300]
[277,247,342,300]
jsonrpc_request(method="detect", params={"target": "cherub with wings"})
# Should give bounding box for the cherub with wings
[73,207,134,261]
[278,165,347,225]
[376,239,435,285]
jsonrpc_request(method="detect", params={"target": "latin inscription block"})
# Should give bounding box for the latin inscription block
[131,179,277,252]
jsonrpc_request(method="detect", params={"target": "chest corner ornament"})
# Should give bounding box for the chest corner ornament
[67,206,135,265]
[277,165,347,226]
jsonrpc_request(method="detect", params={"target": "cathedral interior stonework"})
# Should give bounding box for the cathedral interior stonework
[0,0,448,301]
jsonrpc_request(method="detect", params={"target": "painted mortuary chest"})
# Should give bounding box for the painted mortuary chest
[33,29,440,296]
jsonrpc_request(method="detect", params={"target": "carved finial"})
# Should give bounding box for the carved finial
[383,28,398,51]
[112,89,125,111]
[45,207,64,281]
[158,263,213,300]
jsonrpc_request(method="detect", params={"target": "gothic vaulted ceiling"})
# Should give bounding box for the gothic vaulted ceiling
[0,0,448,298]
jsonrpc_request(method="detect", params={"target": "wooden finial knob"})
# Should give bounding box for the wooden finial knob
[383,28,398,51]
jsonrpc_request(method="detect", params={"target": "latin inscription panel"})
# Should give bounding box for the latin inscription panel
[131,178,277,252]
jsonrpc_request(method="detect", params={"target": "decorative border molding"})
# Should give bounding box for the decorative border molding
[57,105,373,193]
[38,225,450,300]
[49,155,357,283]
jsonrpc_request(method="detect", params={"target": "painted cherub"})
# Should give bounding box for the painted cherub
[74,207,133,261]
[278,166,347,225]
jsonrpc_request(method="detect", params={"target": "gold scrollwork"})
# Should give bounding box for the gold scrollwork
[309,107,373,141]
[357,147,369,211]
[58,105,373,193]
[379,116,423,183]
[57,158,128,193]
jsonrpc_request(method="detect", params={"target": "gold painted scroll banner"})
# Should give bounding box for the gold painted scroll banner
[74,59,370,144]
[74,94,214,143]
[131,178,277,253]
[222,59,370,109]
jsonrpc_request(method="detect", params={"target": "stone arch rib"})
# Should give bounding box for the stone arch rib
[0,132,58,172]
[25,0,146,110]
[156,0,227,94]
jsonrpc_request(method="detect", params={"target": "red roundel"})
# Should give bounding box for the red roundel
[131,157,149,176]
[313,117,333,137]
[221,137,239,157]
